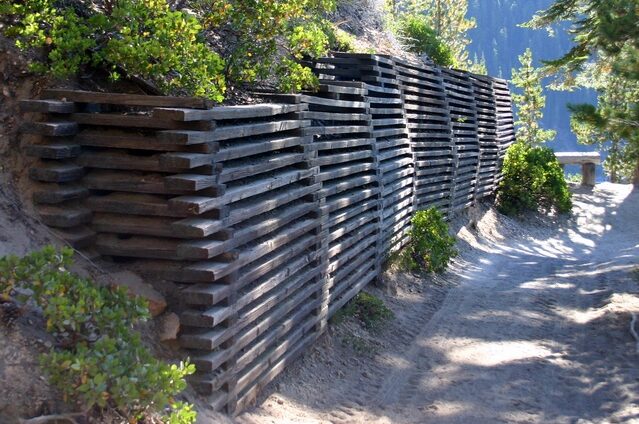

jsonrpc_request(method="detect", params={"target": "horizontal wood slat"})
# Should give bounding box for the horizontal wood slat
[22,63,513,414]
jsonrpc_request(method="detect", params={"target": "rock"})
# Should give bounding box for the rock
[98,271,167,317]
[158,312,180,342]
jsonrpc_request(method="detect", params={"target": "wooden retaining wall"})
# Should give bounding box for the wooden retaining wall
[492,78,516,183]
[19,54,514,414]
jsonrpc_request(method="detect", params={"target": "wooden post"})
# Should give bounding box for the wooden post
[582,163,596,186]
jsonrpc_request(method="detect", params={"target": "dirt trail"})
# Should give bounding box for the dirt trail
[236,183,639,424]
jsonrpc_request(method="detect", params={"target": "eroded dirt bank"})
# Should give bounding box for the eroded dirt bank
[237,183,639,424]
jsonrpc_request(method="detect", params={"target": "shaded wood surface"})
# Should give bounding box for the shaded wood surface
[23,58,515,415]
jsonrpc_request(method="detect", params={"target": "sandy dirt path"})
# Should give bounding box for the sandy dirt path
[236,183,639,424]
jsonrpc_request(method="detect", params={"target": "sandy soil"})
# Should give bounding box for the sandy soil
[235,183,639,424]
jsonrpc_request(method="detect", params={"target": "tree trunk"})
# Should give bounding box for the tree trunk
[633,156,639,188]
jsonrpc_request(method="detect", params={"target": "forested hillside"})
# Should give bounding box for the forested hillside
[467,0,598,167]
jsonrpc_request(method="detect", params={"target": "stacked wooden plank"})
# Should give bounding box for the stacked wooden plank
[144,104,323,413]
[18,65,517,415]
[295,84,381,320]
[255,83,382,325]
[393,57,455,216]
[22,90,324,414]
[471,74,499,198]
[19,98,92,248]
[493,78,516,184]
[36,91,225,262]
[315,53,414,255]
[441,69,480,213]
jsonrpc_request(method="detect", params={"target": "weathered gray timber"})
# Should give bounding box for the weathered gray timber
[316,54,413,254]
[442,68,480,212]
[492,78,516,185]
[471,74,499,198]
[393,57,454,216]
[21,54,515,415]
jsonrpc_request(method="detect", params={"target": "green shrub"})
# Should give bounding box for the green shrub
[1,0,339,97]
[327,26,356,52]
[196,0,335,92]
[332,292,393,331]
[497,142,572,215]
[0,246,195,423]
[564,172,582,183]
[398,208,457,273]
[1,0,226,101]
[395,14,454,66]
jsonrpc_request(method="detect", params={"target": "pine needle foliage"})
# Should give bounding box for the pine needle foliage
[526,0,639,184]
[394,13,454,66]
[388,0,478,70]
[569,68,639,183]
[511,48,556,146]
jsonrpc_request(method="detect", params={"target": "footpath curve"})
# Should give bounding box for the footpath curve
[238,183,639,424]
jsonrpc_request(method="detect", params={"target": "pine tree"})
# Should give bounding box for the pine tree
[527,0,639,184]
[511,48,556,146]
[396,0,477,69]
[570,63,639,183]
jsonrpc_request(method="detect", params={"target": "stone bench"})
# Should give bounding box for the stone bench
[555,152,601,186]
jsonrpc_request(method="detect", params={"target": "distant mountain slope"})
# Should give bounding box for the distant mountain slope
[467,0,599,167]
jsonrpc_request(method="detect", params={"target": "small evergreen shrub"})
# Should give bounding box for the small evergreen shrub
[395,14,454,66]
[497,142,572,215]
[196,0,336,92]
[0,246,196,423]
[1,0,338,99]
[332,292,393,331]
[398,208,457,273]
[564,172,582,183]
[1,0,226,101]
[327,26,356,52]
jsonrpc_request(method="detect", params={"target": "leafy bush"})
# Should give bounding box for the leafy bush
[395,14,454,66]
[564,172,582,183]
[332,292,393,331]
[327,26,356,52]
[1,0,226,101]
[398,208,457,273]
[196,0,335,92]
[1,0,339,97]
[0,246,196,423]
[497,142,572,215]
